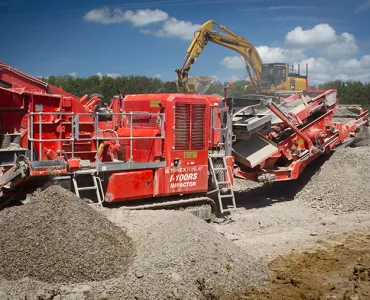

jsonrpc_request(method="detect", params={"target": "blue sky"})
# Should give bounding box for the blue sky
[1,0,369,83]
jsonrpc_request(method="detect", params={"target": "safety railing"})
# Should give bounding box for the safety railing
[28,112,75,161]
[209,106,229,144]
[27,111,166,163]
[93,112,166,161]
[74,113,97,141]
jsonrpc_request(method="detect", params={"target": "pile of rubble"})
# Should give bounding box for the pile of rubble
[296,146,370,213]
[0,187,266,299]
[0,186,133,284]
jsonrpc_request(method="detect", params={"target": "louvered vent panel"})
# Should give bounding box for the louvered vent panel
[174,104,191,150]
[191,104,206,150]
[131,116,158,128]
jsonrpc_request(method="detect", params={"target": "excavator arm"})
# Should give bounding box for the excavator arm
[175,20,264,93]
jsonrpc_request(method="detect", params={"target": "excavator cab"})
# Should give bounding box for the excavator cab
[260,64,287,90]
[259,63,308,93]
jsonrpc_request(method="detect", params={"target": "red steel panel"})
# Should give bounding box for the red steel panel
[105,170,154,202]
[154,165,208,196]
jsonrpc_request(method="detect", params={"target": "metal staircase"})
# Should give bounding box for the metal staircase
[208,155,236,214]
[72,173,104,206]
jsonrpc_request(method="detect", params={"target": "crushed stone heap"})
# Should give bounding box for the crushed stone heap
[0,185,134,283]
[296,147,370,213]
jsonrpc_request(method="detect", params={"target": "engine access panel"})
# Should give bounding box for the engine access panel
[121,93,220,197]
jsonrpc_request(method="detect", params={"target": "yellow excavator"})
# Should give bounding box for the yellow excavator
[175,20,308,94]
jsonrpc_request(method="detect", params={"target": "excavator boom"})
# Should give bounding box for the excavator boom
[175,20,263,93]
[176,20,308,94]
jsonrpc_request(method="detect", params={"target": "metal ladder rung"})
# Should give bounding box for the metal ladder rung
[77,186,98,191]
[221,208,234,213]
[209,154,225,158]
[72,175,104,207]
[217,181,231,185]
[220,194,234,199]
[209,155,237,214]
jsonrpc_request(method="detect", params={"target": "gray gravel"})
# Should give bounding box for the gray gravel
[2,128,368,298]
[333,107,358,124]
[296,146,370,213]
[98,209,267,300]
[0,202,266,300]
[0,185,133,284]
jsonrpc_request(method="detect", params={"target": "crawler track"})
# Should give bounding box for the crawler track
[110,196,217,220]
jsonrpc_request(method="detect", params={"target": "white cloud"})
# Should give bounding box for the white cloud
[83,7,168,26]
[138,18,200,40]
[220,47,305,70]
[286,24,337,45]
[220,56,245,69]
[155,74,162,79]
[324,32,358,57]
[69,72,77,77]
[106,73,121,78]
[285,24,358,57]
[84,7,199,40]
[153,18,200,40]
[220,52,370,84]
[84,7,125,24]
[356,0,370,13]
[300,57,332,83]
[256,46,305,63]
[300,55,370,84]
[95,72,122,78]
[121,9,168,27]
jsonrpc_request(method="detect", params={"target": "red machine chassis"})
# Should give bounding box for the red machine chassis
[0,62,368,212]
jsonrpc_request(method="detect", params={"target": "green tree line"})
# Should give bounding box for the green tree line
[43,75,177,103]
[209,80,370,109]
[310,80,370,109]
[43,75,370,109]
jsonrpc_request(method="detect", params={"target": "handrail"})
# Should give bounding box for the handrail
[74,113,97,141]
[209,106,228,143]
[95,112,166,161]
[27,111,166,163]
[27,112,75,161]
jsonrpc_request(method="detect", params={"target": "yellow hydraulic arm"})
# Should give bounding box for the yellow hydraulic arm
[175,20,264,93]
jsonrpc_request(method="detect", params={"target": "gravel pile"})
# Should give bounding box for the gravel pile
[353,127,370,147]
[101,209,267,299]
[333,107,357,124]
[0,202,267,299]
[296,147,370,213]
[0,185,133,284]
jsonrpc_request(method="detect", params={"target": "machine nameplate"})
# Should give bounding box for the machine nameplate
[165,166,204,189]
[150,100,161,108]
[184,151,197,158]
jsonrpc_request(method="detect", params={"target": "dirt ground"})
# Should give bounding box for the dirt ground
[221,231,370,300]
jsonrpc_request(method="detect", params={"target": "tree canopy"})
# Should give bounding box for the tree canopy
[310,80,370,109]
[42,75,177,103]
[42,75,370,109]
